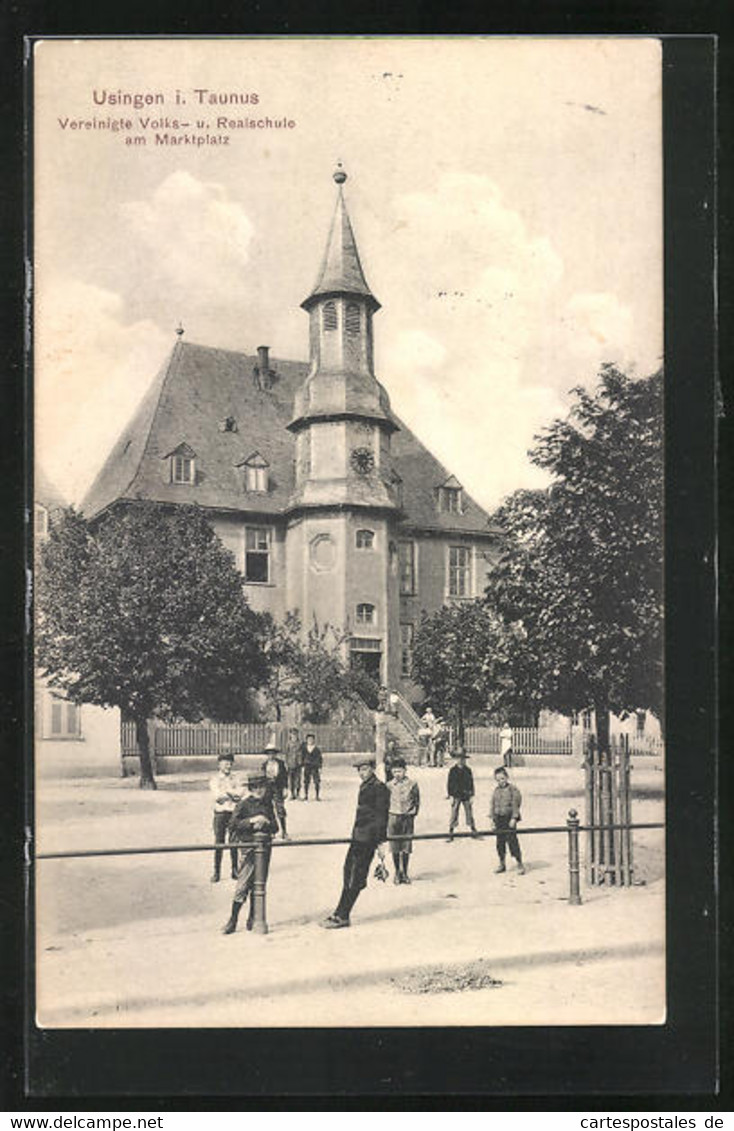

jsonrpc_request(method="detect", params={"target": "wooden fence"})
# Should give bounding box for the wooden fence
[464,726,573,756]
[464,726,662,757]
[121,720,375,759]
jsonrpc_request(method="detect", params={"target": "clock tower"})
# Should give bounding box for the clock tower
[285,167,401,682]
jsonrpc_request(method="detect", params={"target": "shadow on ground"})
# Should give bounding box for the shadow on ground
[40,937,665,1025]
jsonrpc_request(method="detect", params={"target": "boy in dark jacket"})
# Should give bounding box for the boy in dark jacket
[222,775,276,935]
[320,757,389,929]
[446,747,478,841]
[490,766,525,873]
[262,740,290,839]
[301,733,323,800]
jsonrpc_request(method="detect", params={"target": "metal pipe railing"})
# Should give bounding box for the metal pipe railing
[34,815,664,934]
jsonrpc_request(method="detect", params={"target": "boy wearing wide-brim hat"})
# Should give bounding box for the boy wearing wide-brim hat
[320,757,389,929]
[386,757,420,884]
[446,746,479,841]
[209,749,242,882]
[261,738,290,839]
[222,774,276,935]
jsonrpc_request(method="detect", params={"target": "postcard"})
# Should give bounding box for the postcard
[32,37,666,1035]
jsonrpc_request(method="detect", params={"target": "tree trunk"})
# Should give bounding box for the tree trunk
[594,699,610,758]
[456,703,465,745]
[134,713,157,790]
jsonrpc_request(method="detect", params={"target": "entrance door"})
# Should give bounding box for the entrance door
[351,649,382,683]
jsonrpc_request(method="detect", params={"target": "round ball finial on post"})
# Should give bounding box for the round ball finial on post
[333,162,347,185]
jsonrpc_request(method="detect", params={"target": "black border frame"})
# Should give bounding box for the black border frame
[2,27,721,1106]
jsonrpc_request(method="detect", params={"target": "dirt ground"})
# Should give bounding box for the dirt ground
[34,757,665,1028]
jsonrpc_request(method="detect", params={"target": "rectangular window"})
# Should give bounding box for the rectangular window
[400,623,414,678]
[356,603,376,625]
[448,545,472,598]
[245,527,271,583]
[49,696,81,738]
[245,465,267,492]
[35,506,49,537]
[439,487,462,514]
[173,455,194,484]
[399,540,416,595]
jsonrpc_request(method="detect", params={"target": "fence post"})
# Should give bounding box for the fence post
[567,809,582,905]
[250,832,269,934]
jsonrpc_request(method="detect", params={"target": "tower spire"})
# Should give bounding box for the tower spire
[302,166,380,312]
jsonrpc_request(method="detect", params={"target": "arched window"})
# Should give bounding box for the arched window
[355,529,374,550]
[345,303,361,336]
[323,301,338,332]
[356,603,376,625]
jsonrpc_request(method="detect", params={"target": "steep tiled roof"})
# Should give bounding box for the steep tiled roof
[82,340,494,536]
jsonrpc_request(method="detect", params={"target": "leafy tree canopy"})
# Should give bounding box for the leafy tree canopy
[262,613,357,723]
[36,502,269,787]
[411,600,527,738]
[485,366,664,741]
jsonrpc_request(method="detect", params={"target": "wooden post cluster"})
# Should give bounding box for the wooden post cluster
[584,731,634,885]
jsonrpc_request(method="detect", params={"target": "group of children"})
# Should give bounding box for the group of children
[211,736,525,934]
[209,732,323,882]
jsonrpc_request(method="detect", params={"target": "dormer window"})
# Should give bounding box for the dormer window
[437,476,463,514]
[345,303,361,336]
[356,529,374,550]
[35,504,49,537]
[237,452,269,493]
[163,443,197,485]
[356,602,376,625]
[323,301,338,332]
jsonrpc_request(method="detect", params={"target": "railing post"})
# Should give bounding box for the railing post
[567,809,582,905]
[251,832,269,934]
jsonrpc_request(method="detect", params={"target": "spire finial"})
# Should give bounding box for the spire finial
[175,321,185,337]
[333,162,347,185]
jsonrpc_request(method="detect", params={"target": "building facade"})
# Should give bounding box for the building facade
[82,170,500,702]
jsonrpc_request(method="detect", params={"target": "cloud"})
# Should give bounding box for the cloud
[35,278,170,505]
[378,172,659,511]
[119,171,255,303]
[379,173,568,509]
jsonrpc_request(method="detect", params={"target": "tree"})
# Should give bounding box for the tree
[261,613,354,723]
[36,503,269,788]
[485,366,664,752]
[411,601,526,740]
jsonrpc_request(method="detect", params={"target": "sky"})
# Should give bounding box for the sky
[34,37,663,512]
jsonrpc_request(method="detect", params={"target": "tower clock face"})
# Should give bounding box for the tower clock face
[350,447,375,475]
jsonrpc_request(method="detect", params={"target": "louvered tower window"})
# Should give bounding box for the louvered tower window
[345,303,361,336]
[323,301,338,331]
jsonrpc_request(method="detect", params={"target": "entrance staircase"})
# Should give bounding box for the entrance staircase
[382,690,424,765]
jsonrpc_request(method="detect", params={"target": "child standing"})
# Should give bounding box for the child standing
[222,775,276,935]
[261,739,290,839]
[209,750,242,882]
[386,756,420,884]
[446,746,478,840]
[301,733,323,801]
[284,727,303,800]
[490,766,525,874]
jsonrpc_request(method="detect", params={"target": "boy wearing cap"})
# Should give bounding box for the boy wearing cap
[222,774,277,935]
[284,726,303,800]
[300,733,323,801]
[209,750,242,882]
[490,766,525,874]
[262,739,290,839]
[387,757,420,884]
[446,747,479,841]
[320,757,389,928]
